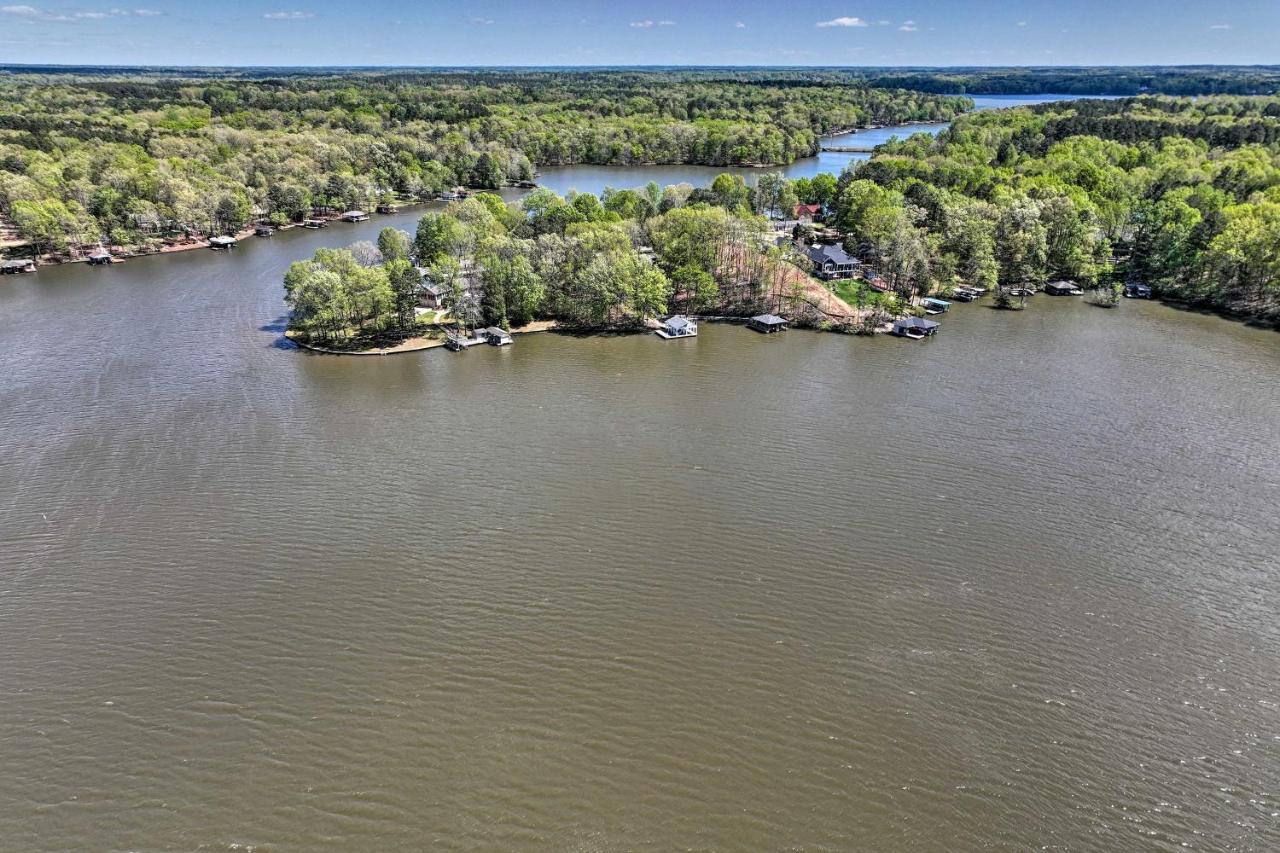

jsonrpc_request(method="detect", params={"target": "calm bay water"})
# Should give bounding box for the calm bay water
[536,94,1103,194]
[1,208,1278,851]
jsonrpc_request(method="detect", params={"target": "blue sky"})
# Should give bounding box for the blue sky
[1,1,1277,67]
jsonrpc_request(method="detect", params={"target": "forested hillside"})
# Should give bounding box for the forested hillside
[0,71,965,254]
[819,96,1280,324]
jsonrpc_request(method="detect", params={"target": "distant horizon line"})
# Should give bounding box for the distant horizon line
[3,62,1280,72]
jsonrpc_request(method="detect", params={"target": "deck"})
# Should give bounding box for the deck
[444,334,489,351]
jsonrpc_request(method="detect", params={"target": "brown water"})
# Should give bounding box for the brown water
[2,216,1279,851]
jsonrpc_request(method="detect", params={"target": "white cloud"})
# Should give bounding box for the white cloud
[470,16,494,25]
[735,21,745,28]
[2,4,70,19]
[817,16,868,28]
[263,10,313,20]
[898,20,918,31]
[658,20,675,26]
[1209,23,1232,29]
[629,20,653,28]
[3,4,161,18]
[1017,20,1027,27]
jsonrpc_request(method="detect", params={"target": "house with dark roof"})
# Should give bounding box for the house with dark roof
[802,243,858,280]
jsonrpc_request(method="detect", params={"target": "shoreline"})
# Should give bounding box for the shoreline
[285,314,894,357]
[286,319,559,356]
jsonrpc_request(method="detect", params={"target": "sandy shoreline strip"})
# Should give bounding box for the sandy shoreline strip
[285,319,559,356]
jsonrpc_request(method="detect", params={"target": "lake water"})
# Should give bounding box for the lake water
[2,206,1278,850]
[535,94,1107,195]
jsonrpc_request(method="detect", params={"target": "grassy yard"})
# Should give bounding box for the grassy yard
[832,278,899,311]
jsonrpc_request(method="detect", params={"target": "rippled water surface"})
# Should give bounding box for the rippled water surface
[2,212,1279,851]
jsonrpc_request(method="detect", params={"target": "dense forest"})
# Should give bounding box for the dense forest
[0,71,965,254]
[6,64,1278,95]
[811,96,1280,325]
[846,66,1280,97]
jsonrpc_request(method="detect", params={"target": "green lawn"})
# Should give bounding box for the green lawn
[832,278,897,310]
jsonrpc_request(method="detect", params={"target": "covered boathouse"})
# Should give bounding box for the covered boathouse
[921,297,951,314]
[1,258,37,274]
[209,235,236,250]
[341,210,370,222]
[484,327,513,346]
[893,316,940,339]
[748,314,789,333]
[656,315,698,339]
[1045,280,1084,295]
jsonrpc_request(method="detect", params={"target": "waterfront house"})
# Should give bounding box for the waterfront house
[341,210,370,223]
[209,235,236,250]
[802,243,858,280]
[657,315,698,339]
[420,282,445,310]
[794,203,822,224]
[87,249,112,265]
[893,316,940,339]
[1124,282,1153,299]
[748,314,789,333]
[1045,280,1084,295]
[484,327,514,346]
[921,297,951,314]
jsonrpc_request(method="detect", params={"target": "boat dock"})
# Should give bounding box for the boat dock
[444,327,514,351]
[444,333,487,351]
